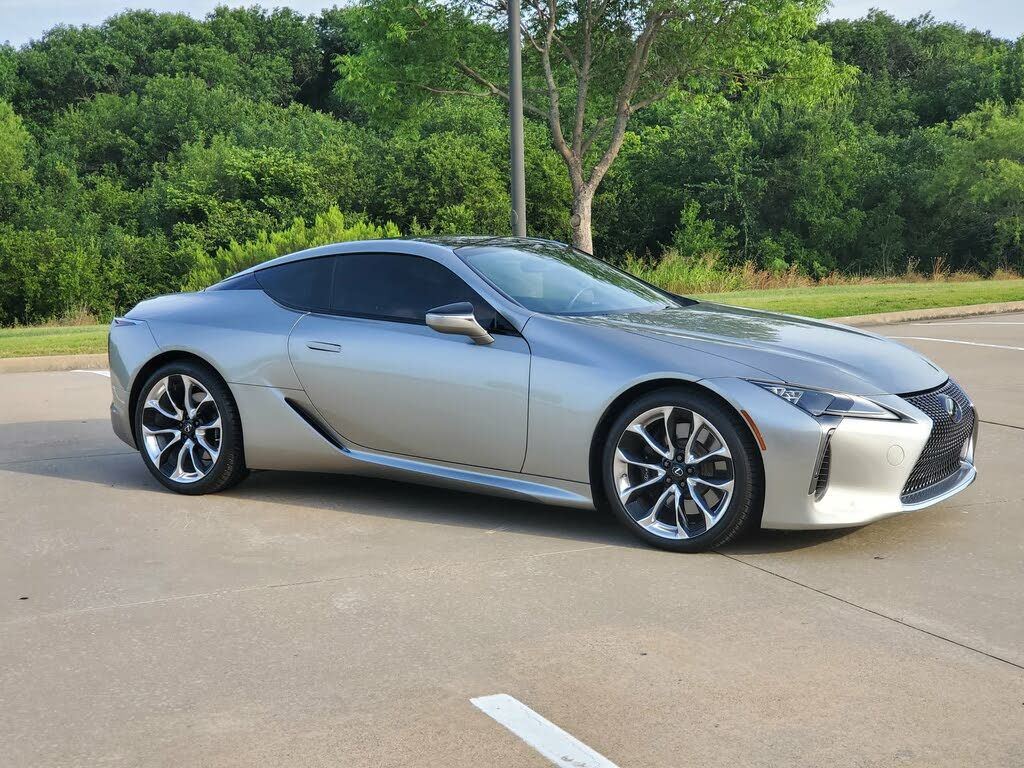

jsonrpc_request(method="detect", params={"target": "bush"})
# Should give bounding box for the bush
[670,201,737,261]
[184,206,400,289]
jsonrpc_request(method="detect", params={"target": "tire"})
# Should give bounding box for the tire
[133,360,249,495]
[600,387,762,552]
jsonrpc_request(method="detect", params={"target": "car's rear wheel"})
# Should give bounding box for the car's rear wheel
[134,361,248,495]
[601,388,762,552]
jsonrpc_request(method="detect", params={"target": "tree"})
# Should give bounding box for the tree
[926,102,1024,271]
[0,100,33,222]
[816,11,1012,133]
[338,0,833,252]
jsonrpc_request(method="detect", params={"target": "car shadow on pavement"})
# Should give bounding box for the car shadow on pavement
[722,526,859,555]
[1,419,639,549]
[239,469,644,549]
[4,419,863,554]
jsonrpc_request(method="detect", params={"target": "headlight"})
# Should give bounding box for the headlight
[752,381,899,420]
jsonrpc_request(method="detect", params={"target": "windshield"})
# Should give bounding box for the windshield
[456,241,676,315]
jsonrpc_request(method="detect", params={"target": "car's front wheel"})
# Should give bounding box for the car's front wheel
[134,361,248,494]
[601,388,762,552]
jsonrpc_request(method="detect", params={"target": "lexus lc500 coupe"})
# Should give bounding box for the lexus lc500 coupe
[108,237,978,552]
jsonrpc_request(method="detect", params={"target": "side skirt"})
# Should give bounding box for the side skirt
[232,382,595,510]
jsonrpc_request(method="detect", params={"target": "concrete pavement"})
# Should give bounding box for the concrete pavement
[1,315,1022,767]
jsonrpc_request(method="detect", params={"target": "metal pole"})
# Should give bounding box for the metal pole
[507,0,527,237]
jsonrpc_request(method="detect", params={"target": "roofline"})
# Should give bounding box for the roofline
[224,236,574,282]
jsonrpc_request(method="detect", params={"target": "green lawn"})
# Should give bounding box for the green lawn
[694,279,1024,319]
[2,279,1023,358]
[0,324,109,358]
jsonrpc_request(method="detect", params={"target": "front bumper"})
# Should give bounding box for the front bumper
[701,378,978,530]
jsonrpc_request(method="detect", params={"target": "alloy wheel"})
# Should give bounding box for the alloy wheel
[141,374,222,484]
[612,405,735,540]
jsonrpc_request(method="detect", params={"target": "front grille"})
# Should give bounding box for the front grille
[900,379,975,501]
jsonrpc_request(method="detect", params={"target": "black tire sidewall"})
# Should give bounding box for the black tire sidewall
[133,361,245,495]
[601,388,761,552]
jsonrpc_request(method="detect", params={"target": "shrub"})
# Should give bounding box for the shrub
[184,206,400,289]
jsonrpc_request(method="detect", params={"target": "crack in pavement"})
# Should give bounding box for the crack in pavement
[4,423,1022,672]
[717,551,1024,672]
[980,419,1023,432]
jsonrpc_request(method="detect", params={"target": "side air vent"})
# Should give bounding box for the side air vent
[284,398,347,451]
[809,430,833,501]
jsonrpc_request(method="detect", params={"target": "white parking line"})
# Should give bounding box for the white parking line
[888,337,1024,352]
[471,694,620,768]
[71,369,111,377]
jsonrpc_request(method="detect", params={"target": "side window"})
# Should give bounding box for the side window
[332,253,509,331]
[254,257,334,312]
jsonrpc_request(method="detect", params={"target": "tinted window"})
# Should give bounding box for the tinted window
[207,272,261,291]
[255,257,334,311]
[332,253,507,331]
[458,242,677,315]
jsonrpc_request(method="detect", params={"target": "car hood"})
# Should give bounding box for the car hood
[572,302,946,396]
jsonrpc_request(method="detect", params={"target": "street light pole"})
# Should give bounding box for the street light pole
[507,0,527,237]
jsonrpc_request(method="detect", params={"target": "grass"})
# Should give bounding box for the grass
[0,324,108,358]
[693,279,1024,319]
[2,276,1024,358]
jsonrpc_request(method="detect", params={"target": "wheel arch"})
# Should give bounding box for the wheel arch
[128,350,236,445]
[588,377,765,510]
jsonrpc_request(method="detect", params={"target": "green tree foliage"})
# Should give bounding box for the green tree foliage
[337,0,842,252]
[185,206,400,288]
[925,102,1024,270]
[0,5,1023,325]
[0,100,33,221]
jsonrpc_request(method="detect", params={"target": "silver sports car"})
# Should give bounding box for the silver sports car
[108,237,978,552]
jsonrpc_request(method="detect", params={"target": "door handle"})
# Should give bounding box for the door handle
[307,341,342,353]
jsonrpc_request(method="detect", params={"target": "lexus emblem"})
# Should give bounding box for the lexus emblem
[939,394,963,424]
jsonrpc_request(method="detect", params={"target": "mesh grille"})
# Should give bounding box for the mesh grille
[813,440,831,500]
[901,379,975,500]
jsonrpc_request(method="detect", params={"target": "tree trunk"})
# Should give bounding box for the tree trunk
[570,188,594,253]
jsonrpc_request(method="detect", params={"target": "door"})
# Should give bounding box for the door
[281,253,531,472]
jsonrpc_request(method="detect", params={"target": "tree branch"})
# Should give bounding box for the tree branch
[580,114,607,156]
[570,0,593,156]
[451,60,547,119]
[584,9,669,192]
[534,0,573,166]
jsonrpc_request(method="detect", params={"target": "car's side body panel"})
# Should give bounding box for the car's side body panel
[108,319,161,447]
[127,290,305,389]
[520,314,770,483]
[288,312,531,471]
[230,382,593,507]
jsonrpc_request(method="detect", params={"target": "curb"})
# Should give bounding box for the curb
[827,300,1024,327]
[0,353,108,374]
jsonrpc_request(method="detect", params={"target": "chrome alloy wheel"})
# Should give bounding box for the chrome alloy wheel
[141,374,222,484]
[612,406,735,540]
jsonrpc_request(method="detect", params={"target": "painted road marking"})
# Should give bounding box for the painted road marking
[888,337,1024,352]
[471,694,620,768]
[911,321,1024,326]
[71,369,111,377]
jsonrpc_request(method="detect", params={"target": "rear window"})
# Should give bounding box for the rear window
[254,257,334,311]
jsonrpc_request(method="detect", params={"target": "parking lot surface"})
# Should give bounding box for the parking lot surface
[2,314,1023,767]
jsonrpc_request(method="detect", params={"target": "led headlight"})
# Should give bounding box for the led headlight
[752,381,899,420]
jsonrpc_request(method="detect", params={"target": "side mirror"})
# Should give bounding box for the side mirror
[425,302,494,345]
